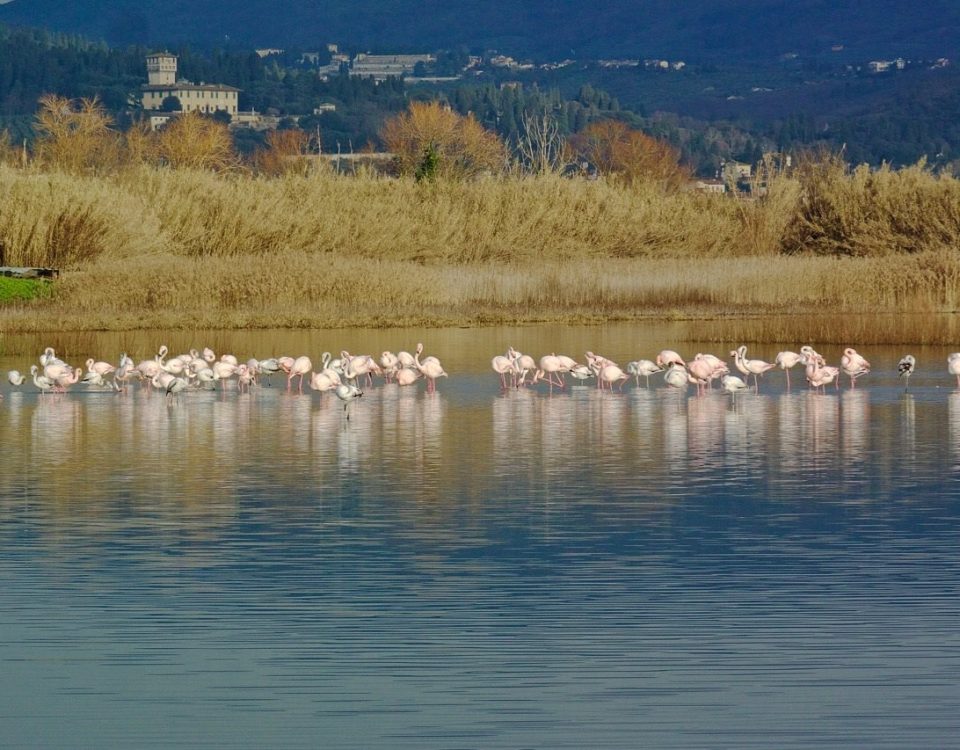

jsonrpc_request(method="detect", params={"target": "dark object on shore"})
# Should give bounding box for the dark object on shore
[0,267,60,280]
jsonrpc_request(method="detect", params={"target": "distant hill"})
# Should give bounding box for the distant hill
[2,0,960,62]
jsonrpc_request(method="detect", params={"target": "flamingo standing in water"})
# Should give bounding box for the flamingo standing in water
[7,370,26,386]
[533,354,565,391]
[721,374,749,398]
[415,348,447,393]
[775,351,804,389]
[663,362,691,391]
[800,345,825,366]
[948,353,960,388]
[236,364,255,393]
[379,352,400,382]
[898,355,916,392]
[492,354,515,389]
[257,357,282,386]
[656,350,686,368]
[687,356,716,395]
[395,367,421,386]
[30,365,55,395]
[568,363,593,384]
[626,359,662,388]
[309,367,341,393]
[731,346,776,391]
[397,344,421,371]
[840,348,871,389]
[805,357,837,392]
[509,349,539,387]
[211,360,238,389]
[285,356,312,394]
[165,376,189,398]
[598,364,628,391]
[54,367,82,392]
[335,382,362,419]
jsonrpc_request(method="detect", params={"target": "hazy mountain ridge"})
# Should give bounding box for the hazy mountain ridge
[2,0,960,62]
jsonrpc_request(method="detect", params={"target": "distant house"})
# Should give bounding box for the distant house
[141,53,239,126]
[255,48,284,58]
[350,53,435,80]
[867,58,906,73]
[692,179,726,194]
[721,161,752,182]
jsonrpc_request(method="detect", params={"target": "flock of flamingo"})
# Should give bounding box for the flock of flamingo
[2,343,448,415]
[3,343,960,406]
[494,345,957,395]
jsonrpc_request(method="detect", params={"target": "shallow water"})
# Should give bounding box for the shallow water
[2,325,960,749]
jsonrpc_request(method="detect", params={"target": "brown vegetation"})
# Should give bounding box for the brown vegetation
[572,120,689,189]
[153,111,237,171]
[253,129,315,176]
[32,95,122,174]
[380,101,508,179]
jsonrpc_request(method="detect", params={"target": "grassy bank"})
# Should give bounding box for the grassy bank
[1,163,960,343]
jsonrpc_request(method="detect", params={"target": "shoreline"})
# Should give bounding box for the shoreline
[3,308,959,349]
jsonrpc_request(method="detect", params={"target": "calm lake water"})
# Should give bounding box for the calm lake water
[2,324,960,749]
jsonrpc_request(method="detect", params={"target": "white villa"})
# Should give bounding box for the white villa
[141,53,240,124]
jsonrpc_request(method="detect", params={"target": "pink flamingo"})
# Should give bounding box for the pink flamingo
[664,363,692,391]
[949,353,960,388]
[415,348,447,392]
[237,364,255,393]
[310,368,341,392]
[534,354,565,391]
[800,345,825,366]
[692,353,727,390]
[731,346,776,390]
[380,351,399,382]
[656,349,686,368]
[396,367,421,386]
[555,354,578,373]
[397,344,422,370]
[212,360,238,389]
[506,348,538,387]
[492,354,515,389]
[687,357,716,395]
[625,359,661,388]
[775,351,804,389]
[54,367,82,392]
[152,371,176,391]
[286,356,312,393]
[345,354,380,387]
[840,348,871,388]
[598,364,628,391]
[86,358,116,378]
[805,358,838,392]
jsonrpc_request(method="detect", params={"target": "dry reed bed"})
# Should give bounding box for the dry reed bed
[0,166,762,265]
[0,253,955,339]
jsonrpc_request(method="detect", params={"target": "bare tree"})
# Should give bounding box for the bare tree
[516,113,570,176]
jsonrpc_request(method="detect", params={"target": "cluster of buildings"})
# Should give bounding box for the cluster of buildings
[598,58,686,71]
[867,58,907,73]
[141,52,240,130]
[693,154,794,196]
[865,57,949,73]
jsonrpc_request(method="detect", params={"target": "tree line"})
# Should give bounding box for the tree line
[0,95,689,190]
